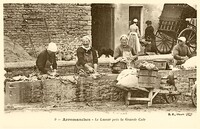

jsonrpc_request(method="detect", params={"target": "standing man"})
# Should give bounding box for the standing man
[172,37,192,66]
[36,42,58,76]
[144,20,157,54]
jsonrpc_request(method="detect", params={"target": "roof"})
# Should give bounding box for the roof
[160,4,196,20]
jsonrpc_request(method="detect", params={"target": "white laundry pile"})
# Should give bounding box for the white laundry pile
[181,56,197,70]
[98,54,115,63]
[116,68,138,87]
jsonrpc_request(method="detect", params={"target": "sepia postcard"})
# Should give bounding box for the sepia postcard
[0,0,199,128]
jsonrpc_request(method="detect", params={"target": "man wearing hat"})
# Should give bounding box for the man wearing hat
[36,42,58,75]
[144,20,157,54]
[172,36,192,66]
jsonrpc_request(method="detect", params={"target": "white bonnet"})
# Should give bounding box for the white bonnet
[47,42,58,52]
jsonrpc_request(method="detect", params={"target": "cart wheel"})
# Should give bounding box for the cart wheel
[155,31,175,54]
[164,94,178,104]
[163,85,178,104]
[191,84,197,107]
[178,28,197,55]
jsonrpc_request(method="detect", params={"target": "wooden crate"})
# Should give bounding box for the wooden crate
[153,60,167,70]
[138,69,158,76]
[138,76,157,84]
[138,70,160,88]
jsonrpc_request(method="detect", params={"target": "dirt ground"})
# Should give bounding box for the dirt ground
[5,99,196,113]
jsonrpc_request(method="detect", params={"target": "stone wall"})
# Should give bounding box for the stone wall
[5,74,124,104]
[5,69,196,105]
[4,61,111,78]
[4,3,92,58]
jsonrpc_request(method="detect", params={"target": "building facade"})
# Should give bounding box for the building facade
[4,3,164,58]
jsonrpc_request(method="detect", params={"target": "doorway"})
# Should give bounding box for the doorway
[91,4,114,52]
[129,6,142,30]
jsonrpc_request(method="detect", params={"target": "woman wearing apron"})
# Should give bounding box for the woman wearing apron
[128,19,141,54]
[75,36,98,76]
[112,35,137,73]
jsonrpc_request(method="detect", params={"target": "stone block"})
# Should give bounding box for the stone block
[76,74,123,102]
[83,25,91,30]
[5,81,42,104]
[41,78,77,103]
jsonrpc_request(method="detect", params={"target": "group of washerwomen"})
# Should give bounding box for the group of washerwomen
[36,36,98,76]
[36,19,192,76]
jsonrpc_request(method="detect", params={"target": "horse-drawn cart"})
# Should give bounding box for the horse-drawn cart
[155,4,197,54]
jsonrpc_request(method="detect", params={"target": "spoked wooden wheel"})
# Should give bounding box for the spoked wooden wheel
[163,85,178,104]
[178,28,197,55]
[191,84,197,107]
[164,94,178,104]
[155,31,175,54]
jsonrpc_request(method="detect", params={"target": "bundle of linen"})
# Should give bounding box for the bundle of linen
[116,68,138,88]
[115,68,148,92]
[181,56,197,70]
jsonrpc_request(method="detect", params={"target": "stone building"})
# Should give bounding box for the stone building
[4,3,164,58]
[4,3,92,59]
